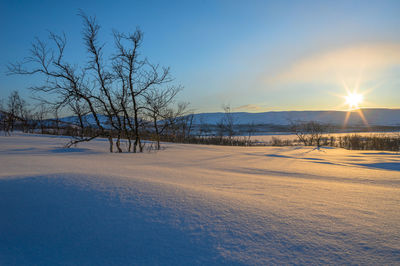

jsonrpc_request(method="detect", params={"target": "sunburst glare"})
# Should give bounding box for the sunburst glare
[345,92,363,109]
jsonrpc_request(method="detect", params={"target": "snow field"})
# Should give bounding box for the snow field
[0,134,399,264]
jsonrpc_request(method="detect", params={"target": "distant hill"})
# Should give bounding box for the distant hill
[53,109,400,132]
[58,114,111,127]
[191,109,400,126]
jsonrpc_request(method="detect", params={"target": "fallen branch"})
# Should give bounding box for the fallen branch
[64,135,100,148]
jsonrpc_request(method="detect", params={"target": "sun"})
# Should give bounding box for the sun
[345,92,363,109]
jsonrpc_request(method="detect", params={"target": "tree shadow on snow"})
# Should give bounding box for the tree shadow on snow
[355,162,400,172]
[50,147,99,154]
[3,147,101,155]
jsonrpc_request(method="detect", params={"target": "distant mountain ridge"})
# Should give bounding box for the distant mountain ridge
[55,108,400,128]
[190,108,400,126]
[58,114,111,126]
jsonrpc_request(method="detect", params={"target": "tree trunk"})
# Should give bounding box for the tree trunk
[154,117,160,150]
[108,136,113,153]
[116,134,122,153]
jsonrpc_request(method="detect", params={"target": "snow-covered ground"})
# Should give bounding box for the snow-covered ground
[1,134,399,265]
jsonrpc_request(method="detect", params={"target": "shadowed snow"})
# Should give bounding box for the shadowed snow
[0,134,399,265]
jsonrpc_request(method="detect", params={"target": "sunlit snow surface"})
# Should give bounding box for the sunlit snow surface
[1,134,399,265]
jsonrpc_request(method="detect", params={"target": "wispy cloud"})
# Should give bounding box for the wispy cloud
[267,43,400,85]
[233,104,269,112]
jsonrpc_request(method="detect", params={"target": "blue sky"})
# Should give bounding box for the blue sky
[1,0,399,113]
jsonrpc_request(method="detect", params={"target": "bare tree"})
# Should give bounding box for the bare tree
[0,91,29,134]
[198,117,211,137]
[217,105,236,142]
[290,121,326,148]
[0,98,8,135]
[245,122,257,146]
[81,13,133,153]
[8,12,182,153]
[7,29,108,148]
[5,91,25,132]
[34,103,49,134]
[176,112,194,142]
[113,29,173,152]
[143,86,189,150]
[162,102,190,143]
[51,106,61,135]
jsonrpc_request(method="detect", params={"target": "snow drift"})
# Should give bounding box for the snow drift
[0,134,399,264]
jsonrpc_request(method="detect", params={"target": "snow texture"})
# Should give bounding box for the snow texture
[1,134,399,265]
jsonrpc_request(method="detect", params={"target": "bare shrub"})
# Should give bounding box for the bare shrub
[290,121,326,148]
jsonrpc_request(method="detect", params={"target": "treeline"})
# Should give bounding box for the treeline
[0,91,51,135]
[2,93,399,151]
[0,92,262,148]
[271,134,400,151]
[0,90,195,151]
[267,121,400,151]
[335,135,400,151]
